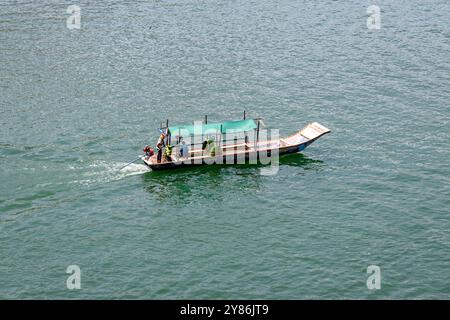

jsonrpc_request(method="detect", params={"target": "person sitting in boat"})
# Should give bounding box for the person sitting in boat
[156,132,166,163]
[207,138,218,157]
[143,145,154,160]
[202,139,208,150]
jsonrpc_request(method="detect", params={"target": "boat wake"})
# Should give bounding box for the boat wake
[0,159,151,223]
[67,160,150,187]
[116,162,150,176]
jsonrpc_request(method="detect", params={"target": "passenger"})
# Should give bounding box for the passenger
[143,145,154,160]
[179,139,189,158]
[202,139,208,150]
[208,138,217,156]
[163,144,173,162]
[156,132,165,163]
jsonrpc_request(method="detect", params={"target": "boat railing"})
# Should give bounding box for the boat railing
[161,115,268,159]
[168,135,257,159]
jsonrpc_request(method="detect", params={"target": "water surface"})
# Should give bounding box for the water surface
[0,0,449,299]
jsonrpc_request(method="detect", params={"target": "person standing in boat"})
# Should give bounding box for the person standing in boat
[179,137,189,158]
[156,132,166,163]
[163,144,173,162]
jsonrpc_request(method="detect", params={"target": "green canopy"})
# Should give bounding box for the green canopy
[167,119,258,136]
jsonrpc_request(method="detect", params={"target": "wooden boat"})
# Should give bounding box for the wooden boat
[142,117,330,171]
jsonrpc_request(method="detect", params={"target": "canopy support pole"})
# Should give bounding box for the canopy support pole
[220,124,223,152]
[256,120,260,147]
[166,119,169,145]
